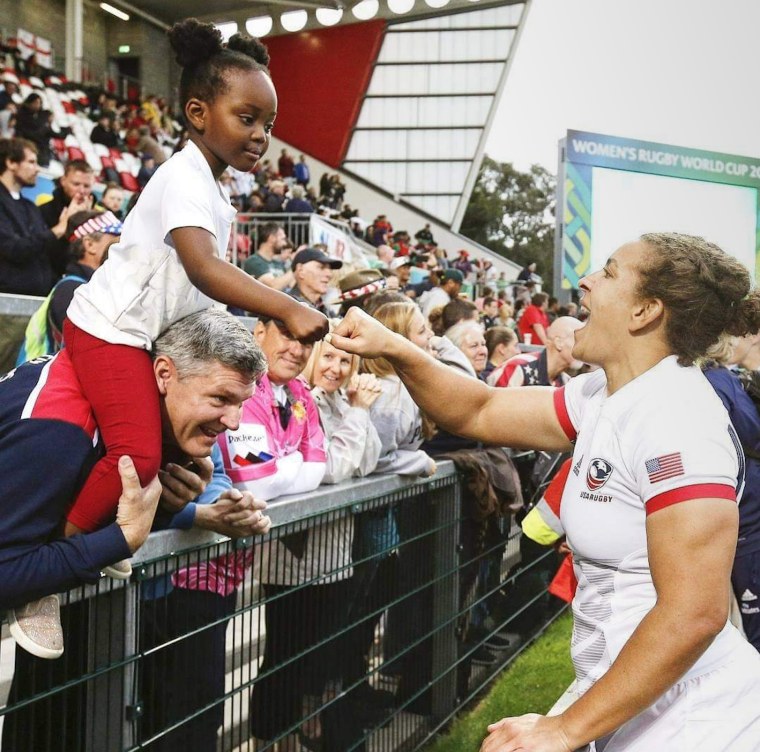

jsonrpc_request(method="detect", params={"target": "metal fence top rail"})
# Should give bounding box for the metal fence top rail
[0,292,44,315]
[132,460,457,565]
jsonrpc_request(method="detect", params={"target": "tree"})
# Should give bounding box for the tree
[460,156,556,290]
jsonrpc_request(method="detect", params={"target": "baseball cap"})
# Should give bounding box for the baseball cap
[442,269,464,284]
[389,256,412,271]
[292,247,343,270]
[67,210,123,242]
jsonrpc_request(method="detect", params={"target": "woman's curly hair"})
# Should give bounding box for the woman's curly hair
[638,232,760,365]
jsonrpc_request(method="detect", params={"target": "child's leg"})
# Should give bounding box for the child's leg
[63,320,161,532]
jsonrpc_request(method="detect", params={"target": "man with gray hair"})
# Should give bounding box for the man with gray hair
[2,308,268,660]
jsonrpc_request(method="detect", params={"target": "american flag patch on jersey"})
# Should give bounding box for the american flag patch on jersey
[645,452,684,483]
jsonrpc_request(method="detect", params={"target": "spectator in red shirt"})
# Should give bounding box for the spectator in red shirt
[371,215,393,247]
[517,292,550,345]
[277,148,294,179]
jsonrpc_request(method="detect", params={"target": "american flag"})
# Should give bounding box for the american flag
[645,452,684,483]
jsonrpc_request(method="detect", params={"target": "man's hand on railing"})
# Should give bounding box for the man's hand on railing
[157,456,214,513]
[115,456,162,553]
[195,489,271,538]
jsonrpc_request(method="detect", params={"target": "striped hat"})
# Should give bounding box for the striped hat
[338,269,387,301]
[68,211,123,242]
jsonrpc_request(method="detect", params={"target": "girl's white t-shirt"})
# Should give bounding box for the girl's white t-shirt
[67,140,238,349]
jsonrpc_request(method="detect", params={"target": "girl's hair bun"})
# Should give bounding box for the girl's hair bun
[227,33,270,68]
[168,18,223,68]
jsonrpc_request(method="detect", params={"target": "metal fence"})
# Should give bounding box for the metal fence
[0,293,42,374]
[0,460,566,752]
[229,213,376,267]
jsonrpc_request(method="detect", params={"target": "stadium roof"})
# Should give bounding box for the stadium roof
[112,0,520,33]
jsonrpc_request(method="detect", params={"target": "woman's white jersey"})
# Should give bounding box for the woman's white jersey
[554,355,760,750]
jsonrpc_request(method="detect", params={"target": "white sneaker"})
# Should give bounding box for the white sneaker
[9,594,64,659]
[102,559,132,580]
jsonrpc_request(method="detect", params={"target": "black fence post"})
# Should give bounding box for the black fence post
[429,478,461,722]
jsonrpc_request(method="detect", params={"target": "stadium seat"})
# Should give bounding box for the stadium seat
[47,161,65,180]
[119,172,139,191]
[68,146,85,161]
[122,152,141,174]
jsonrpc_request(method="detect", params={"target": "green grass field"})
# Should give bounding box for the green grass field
[423,613,575,752]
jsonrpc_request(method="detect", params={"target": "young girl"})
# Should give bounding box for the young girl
[61,22,327,548]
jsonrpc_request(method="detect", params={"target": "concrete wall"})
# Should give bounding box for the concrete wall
[1,0,107,82]
[106,16,174,98]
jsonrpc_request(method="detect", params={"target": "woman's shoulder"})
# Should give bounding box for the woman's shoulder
[310,385,345,411]
[371,376,407,405]
[565,367,607,405]
[623,362,731,436]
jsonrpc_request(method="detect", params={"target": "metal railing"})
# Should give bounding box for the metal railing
[0,461,566,752]
[0,293,43,374]
[230,212,376,267]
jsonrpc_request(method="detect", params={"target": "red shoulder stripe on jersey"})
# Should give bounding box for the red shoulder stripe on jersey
[646,483,736,516]
[553,387,576,442]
